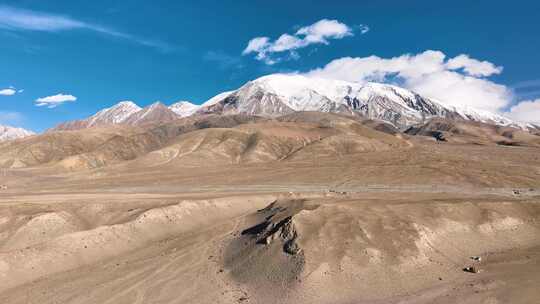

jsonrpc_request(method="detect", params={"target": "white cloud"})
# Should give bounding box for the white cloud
[35,93,77,108]
[0,88,16,96]
[358,24,370,34]
[0,86,22,96]
[506,99,540,124]
[0,5,170,50]
[0,5,84,31]
[305,50,511,113]
[296,19,353,44]
[243,37,270,54]
[272,34,303,52]
[243,19,359,65]
[446,54,503,77]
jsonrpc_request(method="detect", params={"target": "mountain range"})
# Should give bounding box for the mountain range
[1,73,537,142]
[197,74,529,130]
[50,74,535,132]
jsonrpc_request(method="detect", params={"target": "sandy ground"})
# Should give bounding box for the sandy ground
[0,138,539,303]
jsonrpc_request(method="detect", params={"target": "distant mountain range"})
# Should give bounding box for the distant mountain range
[3,73,535,138]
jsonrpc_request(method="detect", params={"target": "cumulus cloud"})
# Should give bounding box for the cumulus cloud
[296,19,353,44]
[0,88,16,96]
[305,50,511,113]
[0,86,22,96]
[0,5,170,50]
[446,54,503,77]
[243,19,361,65]
[506,99,540,124]
[35,93,77,108]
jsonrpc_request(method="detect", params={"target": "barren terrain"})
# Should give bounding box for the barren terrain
[0,113,539,303]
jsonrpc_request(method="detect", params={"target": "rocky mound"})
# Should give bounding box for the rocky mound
[222,195,540,303]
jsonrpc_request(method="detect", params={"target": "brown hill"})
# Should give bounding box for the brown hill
[122,112,408,169]
[0,126,136,169]
[0,114,267,170]
[406,118,540,146]
[0,112,408,171]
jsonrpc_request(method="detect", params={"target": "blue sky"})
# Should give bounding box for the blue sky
[1,0,540,132]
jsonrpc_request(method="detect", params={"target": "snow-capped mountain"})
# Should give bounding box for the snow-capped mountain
[51,101,180,131]
[52,101,142,131]
[169,101,200,117]
[49,73,528,132]
[197,74,523,129]
[0,125,35,142]
[122,102,179,126]
[88,101,141,126]
[444,105,532,129]
[201,91,235,108]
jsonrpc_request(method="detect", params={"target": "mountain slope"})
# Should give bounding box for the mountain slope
[87,101,142,126]
[201,91,235,108]
[124,112,408,169]
[0,114,266,170]
[52,101,180,132]
[0,125,34,142]
[405,117,540,146]
[169,101,200,117]
[52,101,141,131]
[122,102,179,126]
[0,127,132,169]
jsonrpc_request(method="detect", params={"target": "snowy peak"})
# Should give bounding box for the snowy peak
[51,101,143,131]
[250,74,441,114]
[198,82,295,116]
[87,101,142,127]
[123,102,179,126]
[201,91,235,108]
[198,73,446,125]
[169,101,200,117]
[51,100,182,131]
[251,74,356,101]
[444,105,528,129]
[0,125,35,142]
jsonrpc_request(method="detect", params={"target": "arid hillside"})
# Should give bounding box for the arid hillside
[0,112,539,304]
